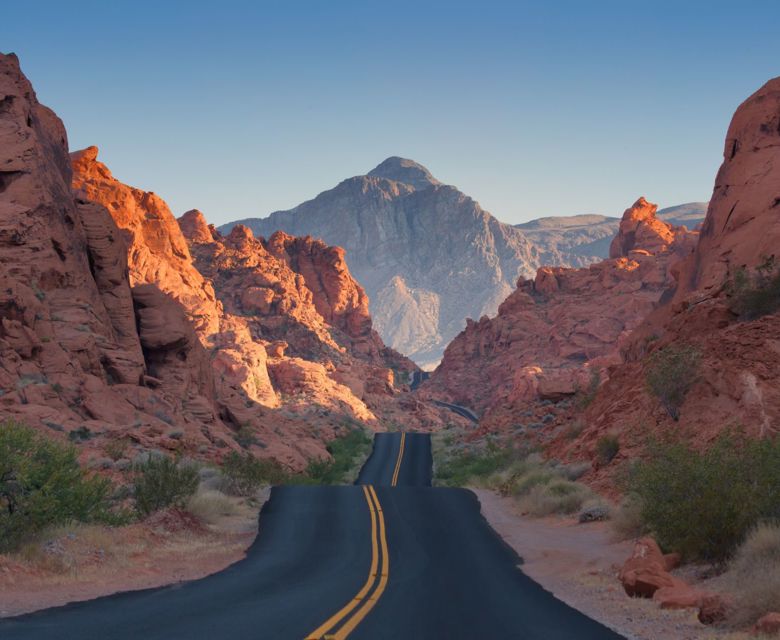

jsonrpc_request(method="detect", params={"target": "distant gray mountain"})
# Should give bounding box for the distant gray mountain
[221,159,706,368]
[221,158,540,369]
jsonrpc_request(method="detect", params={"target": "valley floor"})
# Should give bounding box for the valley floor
[474,489,752,640]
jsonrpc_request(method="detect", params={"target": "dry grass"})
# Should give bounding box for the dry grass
[722,523,780,628]
[610,498,646,541]
[515,479,596,516]
[186,488,240,525]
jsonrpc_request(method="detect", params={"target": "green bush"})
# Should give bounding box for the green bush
[434,445,514,488]
[0,420,114,552]
[727,257,780,320]
[132,455,198,516]
[297,427,372,485]
[234,425,258,449]
[645,343,701,420]
[221,451,288,496]
[595,434,620,465]
[628,433,780,561]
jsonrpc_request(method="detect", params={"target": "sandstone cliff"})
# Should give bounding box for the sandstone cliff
[421,198,697,432]
[566,78,780,476]
[0,53,440,473]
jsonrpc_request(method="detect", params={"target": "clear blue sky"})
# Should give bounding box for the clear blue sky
[3,0,779,225]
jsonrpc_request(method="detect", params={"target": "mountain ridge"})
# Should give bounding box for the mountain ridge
[222,159,705,368]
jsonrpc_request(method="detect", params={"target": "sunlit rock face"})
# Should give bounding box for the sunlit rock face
[420,197,697,435]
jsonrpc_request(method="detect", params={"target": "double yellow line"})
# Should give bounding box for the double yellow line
[305,485,389,640]
[306,434,406,639]
[391,432,406,487]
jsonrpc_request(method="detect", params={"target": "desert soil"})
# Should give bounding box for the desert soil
[474,489,752,640]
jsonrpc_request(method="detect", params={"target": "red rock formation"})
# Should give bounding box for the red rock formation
[421,198,696,432]
[0,53,234,464]
[563,78,780,486]
[0,53,443,474]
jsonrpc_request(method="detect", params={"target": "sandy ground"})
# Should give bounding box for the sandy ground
[474,489,753,640]
[0,489,267,618]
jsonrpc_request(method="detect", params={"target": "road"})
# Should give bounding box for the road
[0,433,623,639]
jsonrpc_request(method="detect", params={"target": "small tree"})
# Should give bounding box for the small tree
[132,455,198,516]
[0,420,113,552]
[595,434,620,465]
[645,343,701,420]
[726,257,780,320]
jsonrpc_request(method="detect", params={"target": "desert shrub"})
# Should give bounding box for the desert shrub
[560,461,591,481]
[516,479,595,516]
[221,451,288,496]
[132,455,198,516]
[628,434,780,560]
[595,434,620,465]
[610,497,647,540]
[0,420,115,552]
[434,445,515,488]
[234,425,258,449]
[577,370,601,409]
[186,488,239,524]
[727,257,780,320]
[644,343,701,420]
[104,438,128,462]
[723,523,780,628]
[563,420,585,440]
[297,428,373,485]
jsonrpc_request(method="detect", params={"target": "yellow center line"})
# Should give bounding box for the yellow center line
[390,432,406,487]
[330,485,389,639]
[304,486,378,640]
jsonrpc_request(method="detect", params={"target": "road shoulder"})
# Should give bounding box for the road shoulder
[0,490,266,618]
[473,488,751,640]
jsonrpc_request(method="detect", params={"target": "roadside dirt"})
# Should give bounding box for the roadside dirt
[0,491,266,618]
[474,489,752,640]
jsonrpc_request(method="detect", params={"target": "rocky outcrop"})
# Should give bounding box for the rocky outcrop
[221,158,541,368]
[0,52,235,464]
[421,198,696,431]
[563,77,780,484]
[0,53,447,474]
[515,203,706,270]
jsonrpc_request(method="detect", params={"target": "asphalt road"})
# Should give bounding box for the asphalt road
[0,433,624,639]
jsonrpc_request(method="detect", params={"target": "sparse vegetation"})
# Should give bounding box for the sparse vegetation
[645,343,701,420]
[722,523,780,628]
[627,433,780,561]
[297,427,373,485]
[221,451,288,496]
[104,438,129,462]
[234,424,258,449]
[132,455,199,516]
[595,434,620,465]
[576,370,601,409]
[0,420,117,552]
[186,487,240,524]
[726,257,780,320]
[433,432,603,518]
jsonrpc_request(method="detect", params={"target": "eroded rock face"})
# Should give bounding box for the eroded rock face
[563,78,780,488]
[421,198,696,431]
[0,53,447,473]
[0,53,232,462]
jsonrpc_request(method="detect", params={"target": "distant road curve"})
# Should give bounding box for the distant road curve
[431,399,479,423]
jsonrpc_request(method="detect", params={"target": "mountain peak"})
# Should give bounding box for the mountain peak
[367,157,440,191]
